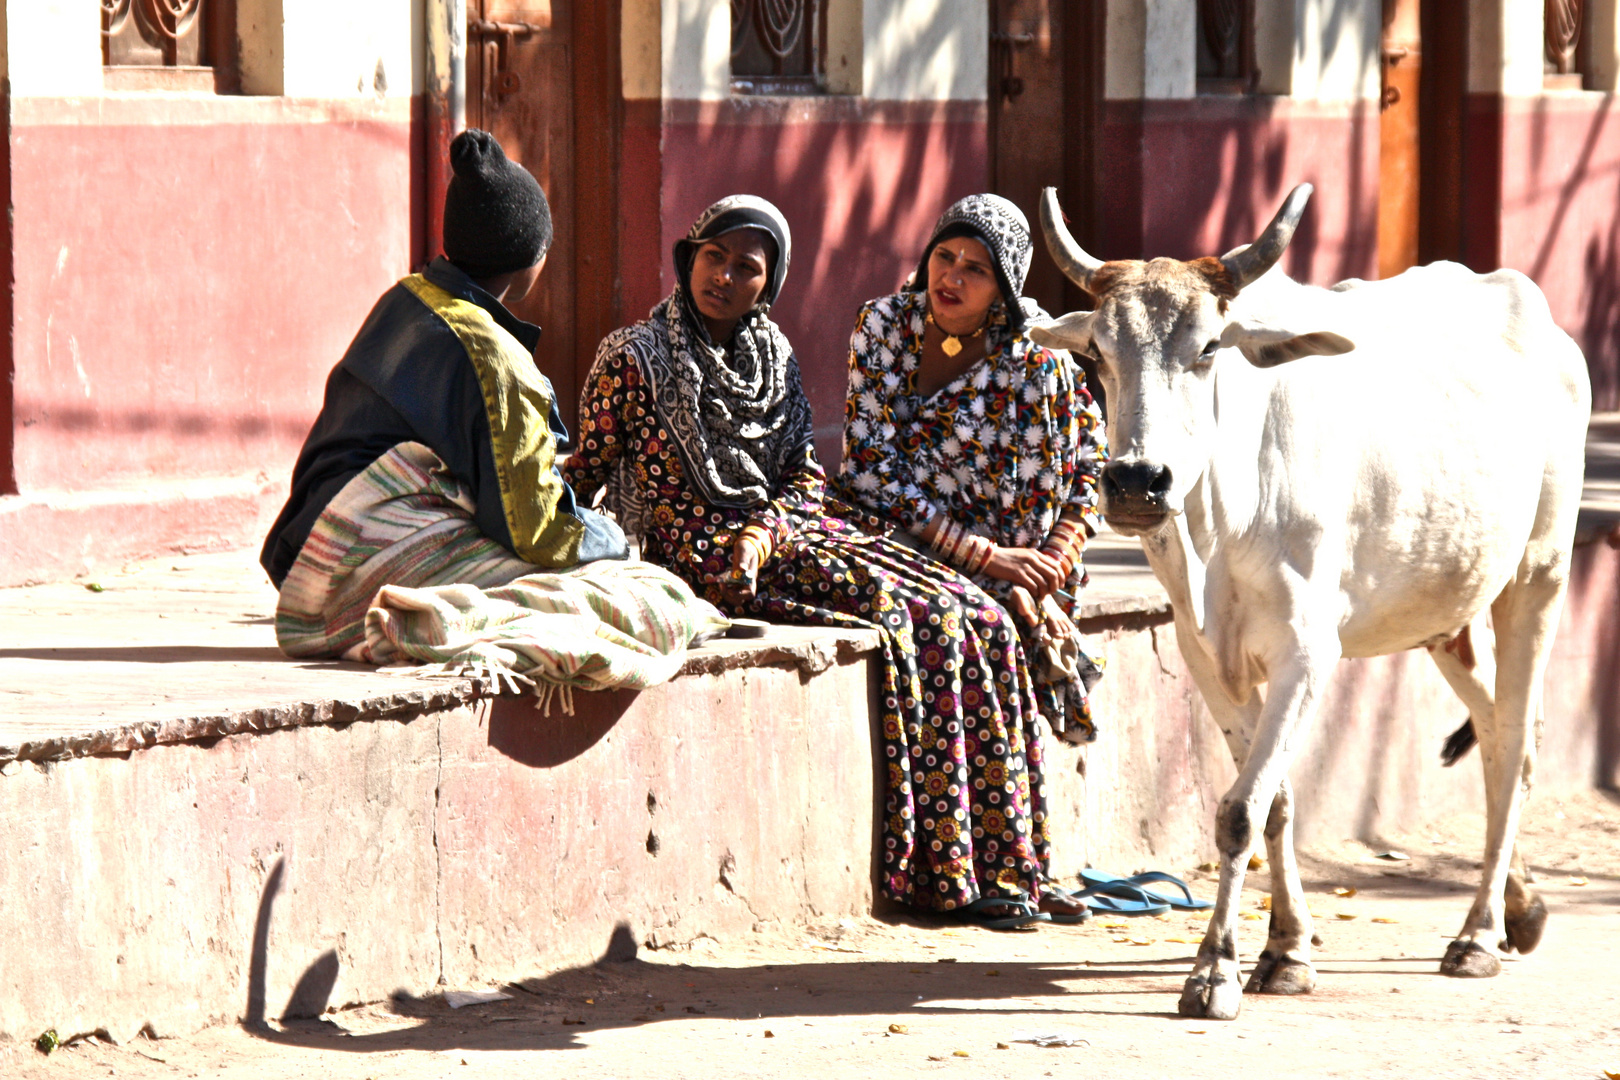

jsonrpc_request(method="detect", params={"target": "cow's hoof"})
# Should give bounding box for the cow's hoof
[1178,972,1242,1020]
[1246,952,1316,995]
[1503,876,1548,955]
[1440,939,1501,978]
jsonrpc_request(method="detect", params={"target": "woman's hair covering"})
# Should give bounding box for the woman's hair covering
[905,193,1035,331]
[443,128,553,279]
[672,194,793,309]
[598,195,812,512]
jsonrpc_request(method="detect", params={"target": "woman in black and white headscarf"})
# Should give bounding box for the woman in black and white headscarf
[833,193,1110,745]
[566,195,1087,930]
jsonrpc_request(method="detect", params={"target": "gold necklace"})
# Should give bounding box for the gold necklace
[926,310,986,358]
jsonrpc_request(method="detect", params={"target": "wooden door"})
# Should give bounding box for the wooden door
[467,1,619,428]
[1378,0,1422,279]
[989,0,1102,319]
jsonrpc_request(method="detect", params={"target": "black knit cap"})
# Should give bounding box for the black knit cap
[443,128,552,280]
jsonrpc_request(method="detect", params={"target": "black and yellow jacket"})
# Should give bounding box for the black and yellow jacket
[261,257,621,588]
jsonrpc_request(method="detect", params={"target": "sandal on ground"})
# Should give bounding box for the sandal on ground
[1078,869,1213,911]
[959,895,1052,931]
[1071,878,1172,917]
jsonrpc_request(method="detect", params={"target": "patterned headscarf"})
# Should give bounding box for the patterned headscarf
[610,195,814,511]
[906,193,1035,331]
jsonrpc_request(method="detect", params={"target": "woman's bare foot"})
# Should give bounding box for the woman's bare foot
[1039,891,1090,921]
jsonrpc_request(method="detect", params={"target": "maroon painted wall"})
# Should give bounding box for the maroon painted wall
[5,96,423,494]
[649,98,989,466]
[1096,96,1380,285]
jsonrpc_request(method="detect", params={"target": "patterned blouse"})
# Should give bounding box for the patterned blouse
[565,336,840,586]
[833,291,1107,553]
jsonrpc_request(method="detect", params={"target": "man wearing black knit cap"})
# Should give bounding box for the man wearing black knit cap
[260,129,628,659]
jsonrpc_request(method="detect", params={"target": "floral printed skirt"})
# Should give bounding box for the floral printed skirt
[649,514,1051,912]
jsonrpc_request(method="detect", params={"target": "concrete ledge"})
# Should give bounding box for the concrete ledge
[0,629,884,1044]
[0,475,287,587]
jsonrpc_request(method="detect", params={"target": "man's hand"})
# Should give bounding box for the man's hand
[982,545,1066,596]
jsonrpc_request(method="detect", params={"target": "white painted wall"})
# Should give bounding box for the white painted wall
[861,0,987,101]
[1594,0,1620,92]
[1253,0,1294,95]
[241,0,423,97]
[622,0,662,99]
[1104,0,1197,100]
[0,0,103,97]
[824,0,864,94]
[1470,0,1552,94]
[660,0,730,100]
[1290,0,1380,102]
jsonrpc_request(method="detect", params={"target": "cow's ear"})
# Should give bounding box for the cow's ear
[1027,310,1096,353]
[1221,316,1354,369]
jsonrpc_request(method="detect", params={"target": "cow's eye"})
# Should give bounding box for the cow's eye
[1194,340,1219,366]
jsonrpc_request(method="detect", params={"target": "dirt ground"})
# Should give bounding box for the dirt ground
[7,788,1619,1080]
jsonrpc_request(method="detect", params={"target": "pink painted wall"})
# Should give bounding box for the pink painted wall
[5,97,424,494]
[654,98,989,465]
[1494,94,1620,411]
[1097,97,1380,286]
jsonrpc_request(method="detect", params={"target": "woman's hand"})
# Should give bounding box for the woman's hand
[982,545,1066,596]
[724,533,761,602]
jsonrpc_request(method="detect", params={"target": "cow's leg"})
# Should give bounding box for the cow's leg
[1177,634,1331,1020]
[1246,777,1316,996]
[1426,620,1545,954]
[1442,575,1563,978]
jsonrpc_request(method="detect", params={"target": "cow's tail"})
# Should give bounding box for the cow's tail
[1440,718,1478,767]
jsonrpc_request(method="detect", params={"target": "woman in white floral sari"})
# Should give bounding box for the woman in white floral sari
[832,194,1109,742]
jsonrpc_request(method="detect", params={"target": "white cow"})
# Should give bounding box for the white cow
[1030,185,1590,1020]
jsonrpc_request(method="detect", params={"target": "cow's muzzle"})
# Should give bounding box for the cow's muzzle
[1100,459,1173,531]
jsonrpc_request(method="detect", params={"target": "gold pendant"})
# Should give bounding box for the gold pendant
[941,333,963,357]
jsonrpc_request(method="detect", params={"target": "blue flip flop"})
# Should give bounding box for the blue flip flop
[1078,869,1213,911]
[959,895,1051,931]
[1073,885,1171,917]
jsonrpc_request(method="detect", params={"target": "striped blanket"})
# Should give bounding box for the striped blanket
[276,442,726,703]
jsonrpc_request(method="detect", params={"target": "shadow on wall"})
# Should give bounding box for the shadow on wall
[1128,102,1377,287]
[1583,214,1620,411]
[486,687,637,768]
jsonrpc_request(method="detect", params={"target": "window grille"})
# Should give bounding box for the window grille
[1544,0,1588,89]
[731,0,826,95]
[1196,0,1257,94]
[103,0,207,67]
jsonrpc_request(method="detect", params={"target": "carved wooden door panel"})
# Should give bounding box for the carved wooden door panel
[989,0,1101,319]
[1378,0,1423,278]
[467,0,581,419]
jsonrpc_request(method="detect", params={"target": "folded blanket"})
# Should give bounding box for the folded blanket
[364,559,729,713]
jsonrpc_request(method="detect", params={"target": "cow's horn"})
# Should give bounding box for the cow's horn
[1039,187,1105,293]
[1220,183,1314,291]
